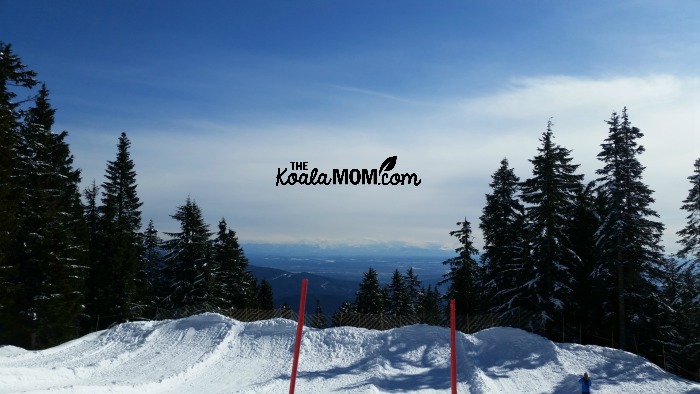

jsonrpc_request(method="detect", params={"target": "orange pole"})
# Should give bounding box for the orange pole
[450,299,457,394]
[289,279,308,394]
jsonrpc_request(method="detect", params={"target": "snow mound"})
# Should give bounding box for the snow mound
[1,313,699,393]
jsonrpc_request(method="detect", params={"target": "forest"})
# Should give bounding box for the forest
[1,41,699,381]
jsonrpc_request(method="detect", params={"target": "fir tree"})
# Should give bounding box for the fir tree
[519,120,584,331]
[677,158,700,266]
[567,180,602,340]
[419,285,444,325]
[404,267,423,314]
[12,84,87,347]
[161,197,212,309]
[0,42,37,346]
[440,218,481,315]
[355,267,386,314]
[257,279,274,310]
[142,219,163,299]
[385,269,412,316]
[657,258,700,378]
[332,300,356,327]
[310,299,327,328]
[210,218,255,309]
[479,158,526,313]
[594,108,665,351]
[86,132,145,328]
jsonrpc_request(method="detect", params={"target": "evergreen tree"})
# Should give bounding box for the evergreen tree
[332,300,356,327]
[210,218,255,309]
[86,132,145,328]
[310,299,327,328]
[355,267,386,314]
[657,258,700,379]
[0,42,37,346]
[385,269,412,316]
[161,197,212,309]
[137,219,161,318]
[594,108,665,351]
[479,158,526,313]
[440,218,481,315]
[404,267,423,315]
[419,285,444,325]
[12,84,87,347]
[142,219,163,300]
[257,279,274,310]
[677,158,700,266]
[519,120,584,331]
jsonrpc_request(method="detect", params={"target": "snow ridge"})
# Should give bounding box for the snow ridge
[1,313,699,393]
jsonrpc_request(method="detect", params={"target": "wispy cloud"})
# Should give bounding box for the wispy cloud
[66,74,699,253]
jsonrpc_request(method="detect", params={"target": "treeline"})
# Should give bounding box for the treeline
[433,118,699,379]
[334,267,444,325]
[0,42,269,349]
[326,113,700,379]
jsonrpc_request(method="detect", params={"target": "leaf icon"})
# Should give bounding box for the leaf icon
[379,156,397,173]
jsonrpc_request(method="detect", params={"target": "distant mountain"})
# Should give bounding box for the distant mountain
[248,265,358,314]
[241,241,455,258]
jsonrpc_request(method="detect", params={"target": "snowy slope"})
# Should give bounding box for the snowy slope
[1,313,699,394]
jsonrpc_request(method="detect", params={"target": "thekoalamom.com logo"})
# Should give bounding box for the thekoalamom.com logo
[276,156,422,186]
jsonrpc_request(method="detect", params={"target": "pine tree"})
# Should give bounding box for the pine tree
[479,158,526,313]
[567,180,602,341]
[440,218,481,315]
[519,120,584,331]
[332,300,356,327]
[677,158,700,266]
[385,269,412,316]
[86,132,145,328]
[595,108,665,351]
[310,299,327,328]
[257,279,274,310]
[161,197,212,309]
[404,267,423,315]
[355,267,386,314]
[142,219,163,303]
[12,84,87,347]
[657,258,700,379]
[210,218,255,309]
[0,42,37,346]
[419,285,444,325]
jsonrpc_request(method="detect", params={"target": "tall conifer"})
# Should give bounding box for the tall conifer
[210,218,255,309]
[162,197,212,309]
[595,108,665,350]
[0,43,37,345]
[677,158,700,266]
[519,120,584,331]
[479,158,526,313]
[440,218,481,315]
[13,84,86,347]
[86,132,145,328]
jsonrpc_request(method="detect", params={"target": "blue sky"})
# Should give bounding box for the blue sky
[2,1,699,253]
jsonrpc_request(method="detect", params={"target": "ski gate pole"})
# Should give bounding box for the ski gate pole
[289,278,308,394]
[450,299,457,394]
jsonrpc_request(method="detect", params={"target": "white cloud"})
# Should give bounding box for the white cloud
[69,74,700,254]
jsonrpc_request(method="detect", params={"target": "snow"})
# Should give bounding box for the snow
[1,313,699,393]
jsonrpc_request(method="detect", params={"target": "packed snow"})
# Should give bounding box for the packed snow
[1,313,699,393]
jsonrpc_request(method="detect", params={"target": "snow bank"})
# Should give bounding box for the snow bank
[1,313,698,393]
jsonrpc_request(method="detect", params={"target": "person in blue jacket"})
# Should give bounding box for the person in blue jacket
[579,371,592,393]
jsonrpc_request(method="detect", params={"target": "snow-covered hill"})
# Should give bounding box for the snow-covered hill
[1,313,699,393]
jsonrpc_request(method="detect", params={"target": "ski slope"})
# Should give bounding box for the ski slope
[1,313,699,393]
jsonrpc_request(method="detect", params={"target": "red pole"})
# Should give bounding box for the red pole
[450,299,457,394]
[289,279,308,394]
